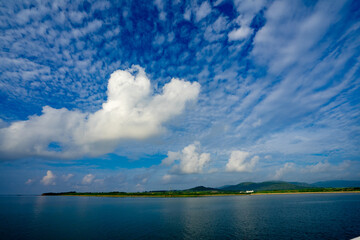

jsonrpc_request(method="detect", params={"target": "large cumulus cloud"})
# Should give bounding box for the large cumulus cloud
[0,66,200,160]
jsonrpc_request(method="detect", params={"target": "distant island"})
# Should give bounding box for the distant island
[42,181,360,197]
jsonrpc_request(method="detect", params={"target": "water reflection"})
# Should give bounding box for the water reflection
[33,196,47,218]
[0,194,359,239]
[181,197,216,239]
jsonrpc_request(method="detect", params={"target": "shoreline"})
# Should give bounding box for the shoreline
[253,191,360,195]
[44,191,360,198]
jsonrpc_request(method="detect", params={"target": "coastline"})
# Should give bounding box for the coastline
[43,191,360,198]
[252,191,360,196]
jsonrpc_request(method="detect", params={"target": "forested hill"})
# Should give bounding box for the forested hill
[184,181,315,192]
[218,181,314,191]
[312,180,360,188]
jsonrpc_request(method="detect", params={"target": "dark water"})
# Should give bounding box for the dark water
[1,193,360,240]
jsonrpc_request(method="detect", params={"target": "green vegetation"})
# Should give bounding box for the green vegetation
[256,187,360,194]
[42,183,360,197]
[42,190,249,197]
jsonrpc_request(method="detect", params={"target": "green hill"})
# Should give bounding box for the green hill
[185,181,317,192]
[313,180,360,188]
[220,181,315,191]
[185,186,218,191]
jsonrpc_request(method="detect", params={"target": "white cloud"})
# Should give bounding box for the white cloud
[69,11,85,24]
[94,179,104,184]
[162,174,172,183]
[265,155,272,160]
[62,174,74,181]
[0,119,8,128]
[204,16,228,42]
[91,1,111,11]
[305,160,351,174]
[154,0,166,21]
[41,170,56,185]
[0,66,200,160]
[252,0,345,74]
[226,151,259,172]
[164,142,211,174]
[196,1,212,22]
[161,151,181,166]
[273,160,357,181]
[184,7,191,21]
[153,34,165,46]
[274,162,295,179]
[233,1,358,157]
[82,174,95,184]
[208,168,218,174]
[231,0,267,34]
[233,0,266,17]
[252,119,262,127]
[213,0,224,7]
[228,26,253,41]
[251,127,350,155]
[25,179,34,185]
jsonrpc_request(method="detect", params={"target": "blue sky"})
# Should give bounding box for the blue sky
[0,0,359,194]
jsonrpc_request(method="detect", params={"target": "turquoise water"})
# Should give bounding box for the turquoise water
[1,193,359,239]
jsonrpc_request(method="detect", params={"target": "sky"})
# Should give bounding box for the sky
[0,0,359,194]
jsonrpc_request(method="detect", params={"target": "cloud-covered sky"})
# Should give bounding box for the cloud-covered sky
[1,0,359,194]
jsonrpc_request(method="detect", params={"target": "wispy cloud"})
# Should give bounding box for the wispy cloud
[274,160,360,182]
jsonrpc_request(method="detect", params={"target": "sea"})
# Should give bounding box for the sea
[0,193,359,239]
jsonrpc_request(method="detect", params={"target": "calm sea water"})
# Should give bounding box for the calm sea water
[0,193,359,240]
